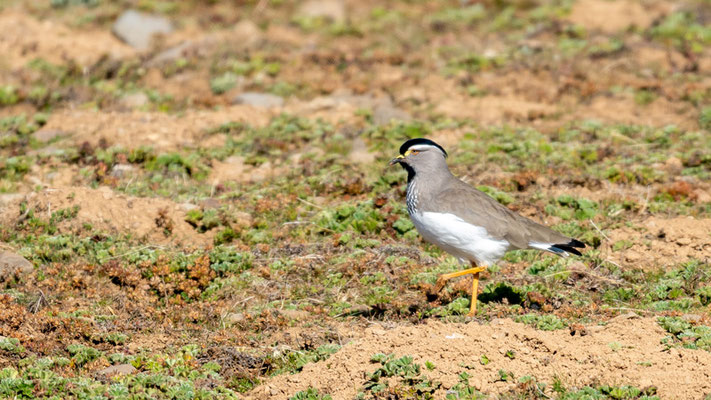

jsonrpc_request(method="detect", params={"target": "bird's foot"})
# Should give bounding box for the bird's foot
[433,276,448,293]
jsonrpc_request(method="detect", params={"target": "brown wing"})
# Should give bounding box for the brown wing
[424,180,572,249]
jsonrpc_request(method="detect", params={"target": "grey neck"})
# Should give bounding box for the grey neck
[405,165,454,215]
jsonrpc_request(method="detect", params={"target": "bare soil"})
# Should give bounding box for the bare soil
[1,187,214,245]
[256,314,711,400]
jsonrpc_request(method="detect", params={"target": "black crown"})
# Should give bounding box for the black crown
[399,138,448,157]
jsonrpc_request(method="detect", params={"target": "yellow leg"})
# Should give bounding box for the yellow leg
[434,262,487,317]
[469,271,480,316]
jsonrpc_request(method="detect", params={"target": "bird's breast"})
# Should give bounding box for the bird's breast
[408,211,510,266]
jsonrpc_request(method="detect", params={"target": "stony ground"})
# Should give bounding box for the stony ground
[0,0,710,399]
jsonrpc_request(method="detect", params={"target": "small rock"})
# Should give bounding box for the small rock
[279,309,310,320]
[372,98,412,126]
[224,312,245,324]
[232,92,284,108]
[180,203,199,212]
[32,129,67,143]
[664,157,683,175]
[0,251,34,281]
[526,291,546,306]
[296,0,346,23]
[119,92,149,109]
[347,304,372,315]
[146,35,223,67]
[112,10,173,51]
[234,211,253,227]
[569,323,588,337]
[97,364,137,377]
[348,137,376,164]
[612,312,639,322]
[200,198,221,210]
[370,327,386,336]
[147,40,195,66]
[697,189,711,203]
[445,333,466,340]
[110,164,137,178]
[676,237,692,246]
[233,19,262,47]
[681,314,702,324]
[98,186,114,200]
[0,193,23,206]
[327,89,376,108]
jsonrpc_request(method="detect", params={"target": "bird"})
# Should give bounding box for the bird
[389,138,585,316]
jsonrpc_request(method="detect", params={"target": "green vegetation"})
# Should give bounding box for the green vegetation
[290,388,333,400]
[358,354,440,399]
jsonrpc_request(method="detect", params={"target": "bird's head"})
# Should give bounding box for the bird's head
[389,138,448,176]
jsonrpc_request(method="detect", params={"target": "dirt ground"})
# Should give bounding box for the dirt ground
[257,314,711,399]
[1,0,711,399]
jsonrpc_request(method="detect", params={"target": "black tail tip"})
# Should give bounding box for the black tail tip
[568,239,586,249]
[551,239,586,256]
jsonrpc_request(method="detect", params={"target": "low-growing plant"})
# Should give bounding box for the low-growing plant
[516,314,567,331]
[360,353,440,398]
[290,387,333,400]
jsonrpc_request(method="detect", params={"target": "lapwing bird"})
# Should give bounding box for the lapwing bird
[390,138,585,316]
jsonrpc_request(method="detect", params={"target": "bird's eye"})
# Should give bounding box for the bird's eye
[410,150,419,155]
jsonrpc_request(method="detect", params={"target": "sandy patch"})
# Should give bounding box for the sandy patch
[569,93,698,130]
[606,217,711,269]
[1,186,213,246]
[567,0,671,34]
[40,106,271,151]
[0,11,134,70]
[255,314,711,399]
[208,156,287,185]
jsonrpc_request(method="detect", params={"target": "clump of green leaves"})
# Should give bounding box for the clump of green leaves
[317,201,384,234]
[696,286,711,306]
[210,72,239,94]
[0,85,19,105]
[446,372,486,400]
[290,388,333,400]
[363,121,431,153]
[477,185,514,205]
[0,156,31,181]
[479,282,524,306]
[0,114,46,149]
[67,344,102,367]
[699,107,711,130]
[185,209,222,233]
[430,296,471,317]
[429,4,486,29]
[360,353,440,398]
[269,345,340,376]
[516,314,567,331]
[658,316,711,351]
[146,152,209,179]
[209,246,253,275]
[650,11,711,53]
[546,195,598,220]
[559,384,659,399]
[360,272,396,306]
[0,337,25,354]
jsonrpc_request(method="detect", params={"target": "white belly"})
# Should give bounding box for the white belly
[410,211,510,266]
